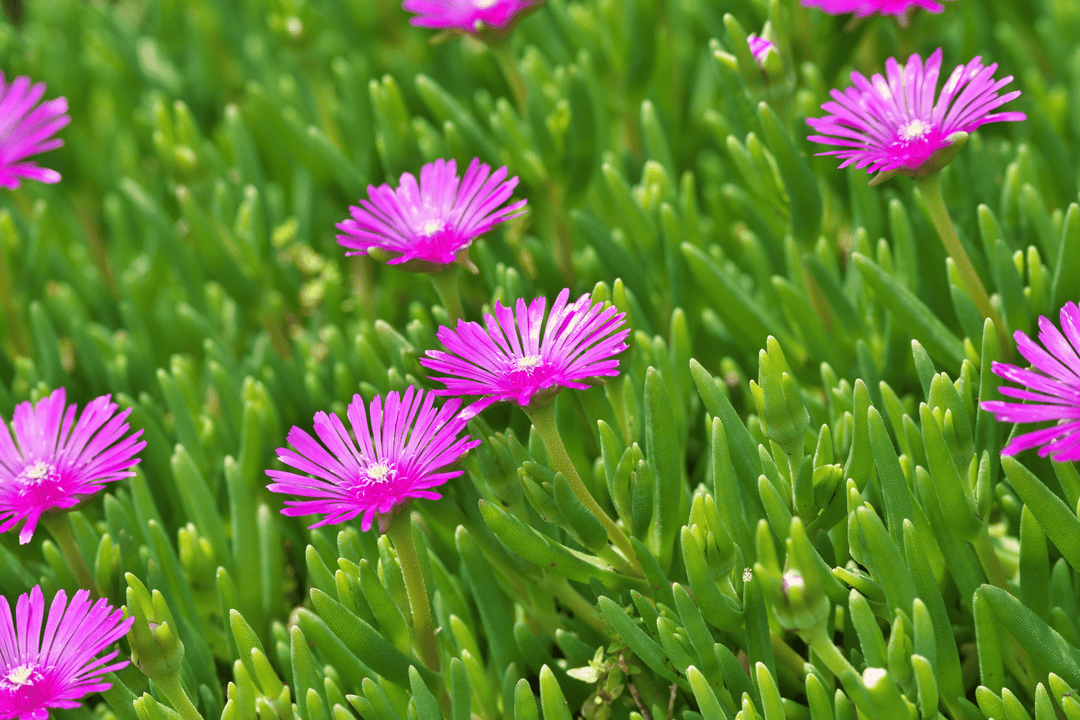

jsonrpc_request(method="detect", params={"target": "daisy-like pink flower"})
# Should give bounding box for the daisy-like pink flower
[0,389,145,545]
[0,74,70,190]
[266,387,480,532]
[336,158,527,270]
[807,48,1025,177]
[421,288,630,413]
[748,34,777,68]
[800,0,951,19]
[981,303,1080,462]
[403,0,536,34]
[0,585,133,720]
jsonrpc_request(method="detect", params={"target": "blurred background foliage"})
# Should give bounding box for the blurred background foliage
[2,0,1080,717]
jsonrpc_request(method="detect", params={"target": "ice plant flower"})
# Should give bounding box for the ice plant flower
[0,389,145,544]
[421,288,630,412]
[403,0,536,34]
[748,34,777,68]
[981,303,1080,462]
[0,585,133,720]
[266,387,480,532]
[807,48,1025,177]
[800,0,951,19]
[0,74,70,189]
[336,158,527,270]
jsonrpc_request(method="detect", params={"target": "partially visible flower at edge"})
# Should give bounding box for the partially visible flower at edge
[0,74,71,190]
[421,288,630,414]
[748,33,777,68]
[266,387,480,532]
[0,388,146,544]
[981,302,1080,462]
[335,157,527,272]
[403,0,538,36]
[0,585,133,720]
[800,0,952,20]
[806,48,1025,177]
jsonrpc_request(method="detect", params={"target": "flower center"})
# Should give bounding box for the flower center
[1,664,42,692]
[421,219,443,237]
[474,0,498,8]
[515,355,544,372]
[899,119,930,141]
[13,461,67,505]
[363,461,396,484]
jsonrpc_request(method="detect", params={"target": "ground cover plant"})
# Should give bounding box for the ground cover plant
[0,0,1079,718]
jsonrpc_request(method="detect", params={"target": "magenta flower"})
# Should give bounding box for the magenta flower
[748,34,777,68]
[807,49,1025,176]
[981,303,1080,462]
[421,288,630,412]
[266,387,480,532]
[403,0,536,34]
[0,389,145,545]
[0,585,133,720]
[800,0,951,19]
[0,75,70,190]
[336,158,527,270]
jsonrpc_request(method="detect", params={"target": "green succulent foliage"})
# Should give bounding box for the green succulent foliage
[2,0,1080,718]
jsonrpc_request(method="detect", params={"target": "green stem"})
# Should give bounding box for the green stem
[386,512,441,672]
[973,528,1011,590]
[522,402,642,575]
[154,671,204,720]
[489,40,528,114]
[42,514,97,597]
[544,577,608,636]
[915,174,1010,356]
[428,266,464,325]
[802,627,859,680]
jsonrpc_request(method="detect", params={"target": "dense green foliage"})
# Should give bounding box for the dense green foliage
[2,0,1080,718]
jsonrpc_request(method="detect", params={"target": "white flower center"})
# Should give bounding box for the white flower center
[515,355,544,371]
[900,120,930,141]
[22,462,50,481]
[474,0,498,8]
[364,462,396,484]
[422,219,443,237]
[3,664,39,689]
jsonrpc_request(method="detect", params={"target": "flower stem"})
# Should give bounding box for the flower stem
[386,512,441,672]
[428,266,464,325]
[154,671,205,720]
[42,514,98,598]
[973,527,1011,590]
[489,40,528,114]
[523,402,642,575]
[915,174,1010,355]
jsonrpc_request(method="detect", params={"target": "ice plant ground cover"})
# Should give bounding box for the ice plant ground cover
[2,0,1080,717]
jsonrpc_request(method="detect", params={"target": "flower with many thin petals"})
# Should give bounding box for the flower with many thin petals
[266,387,479,532]
[800,0,951,19]
[0,389,145,544]
[0,74,70,190]
[807,48,1025,177]
[421,288,630,413]
[403,0,537,34]
[981,303,1080,462]
[0,585,133,720]
[336,158,527,271]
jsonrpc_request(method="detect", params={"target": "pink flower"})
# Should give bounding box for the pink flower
[807,49,1025,176]
[336,158,527,270]
[0,75,70,190]
[0,585,133,720]
[266,387,480,532]
[981,303,1080,462]
[421,288,630,412]
[800,0,951,19]
[0,389,145,544]
[748,34,777,68]
[403,0,536,34]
